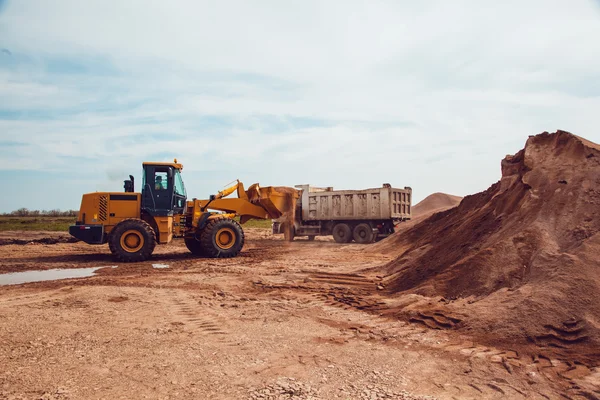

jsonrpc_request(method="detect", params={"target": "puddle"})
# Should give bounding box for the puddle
[0,267,102,286]
[152,264,170,269]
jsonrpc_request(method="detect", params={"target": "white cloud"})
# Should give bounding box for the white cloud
[1,0,600,211]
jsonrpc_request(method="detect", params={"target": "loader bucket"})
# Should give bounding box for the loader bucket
[246,184,299,220]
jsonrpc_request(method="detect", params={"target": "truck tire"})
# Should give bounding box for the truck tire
[184,237,205,256]
[353,223,374,244]
[108,218,156,262]
[332,223,352,243]
[200,218,245,258]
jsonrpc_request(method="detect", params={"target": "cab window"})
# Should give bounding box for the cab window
[174,171,186,196]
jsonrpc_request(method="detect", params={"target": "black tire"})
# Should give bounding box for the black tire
[108,218,156,262]
[332,223,352,243]
[200,218,245,258]
[308,235,316,241]
[185,237,205,256]
[353,223,374,244]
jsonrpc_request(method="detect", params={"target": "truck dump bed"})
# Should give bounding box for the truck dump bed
[296,185,412,221]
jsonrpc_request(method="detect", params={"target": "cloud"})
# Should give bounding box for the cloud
[0,0,600,212]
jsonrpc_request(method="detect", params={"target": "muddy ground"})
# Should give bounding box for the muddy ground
[0,230,598,400]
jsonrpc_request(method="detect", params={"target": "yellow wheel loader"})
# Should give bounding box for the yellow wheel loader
[69,160,298,262]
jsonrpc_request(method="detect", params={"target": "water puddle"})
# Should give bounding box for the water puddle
[152,264,170,269]
[0,267,102,286]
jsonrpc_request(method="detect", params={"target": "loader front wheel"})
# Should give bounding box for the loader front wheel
[332,223,352,243]
[200,218,245,258]
[109,219,156,262]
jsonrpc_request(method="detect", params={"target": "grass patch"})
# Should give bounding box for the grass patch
[0,216,76,232]
[234,217,272,229]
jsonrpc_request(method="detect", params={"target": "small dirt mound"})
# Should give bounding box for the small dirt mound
[376,130,600,364]
[412,193,463,218]
[0,234,78,246]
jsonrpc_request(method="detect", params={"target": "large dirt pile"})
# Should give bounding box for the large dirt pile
[369,193,462,255]
[377,131,600,363]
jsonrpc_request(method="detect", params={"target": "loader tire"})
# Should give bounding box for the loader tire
[332,223,352,243]
[109,218,156,262]
[200,218,245,258]
[353,223,374,244]
[185,237,205,256]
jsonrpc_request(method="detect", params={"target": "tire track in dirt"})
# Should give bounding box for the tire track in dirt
[165,289,238,347]
[0,287,79,308]
[307,272,377,288]
[258,272,588,399]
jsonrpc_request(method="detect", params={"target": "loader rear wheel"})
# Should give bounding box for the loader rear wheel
[200,218,245,258]
[332,223,352,243]
[353,223,374,244]
[185,237,205,256]
[109,219,156,262]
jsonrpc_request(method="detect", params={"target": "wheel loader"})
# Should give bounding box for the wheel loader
[69,160,298,262]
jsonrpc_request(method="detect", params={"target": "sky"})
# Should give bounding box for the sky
[1,0,600,212]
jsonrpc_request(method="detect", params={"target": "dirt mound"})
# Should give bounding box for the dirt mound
[0,237,79,246]
[376,131,600,364]
[412,193,462,218]
[0,231,78,246]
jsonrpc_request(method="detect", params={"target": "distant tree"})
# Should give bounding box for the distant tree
[2,208,78,217]
[12,208,29,217]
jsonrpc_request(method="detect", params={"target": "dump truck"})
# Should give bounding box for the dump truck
[69,160,298,262]
[272,184,412,243]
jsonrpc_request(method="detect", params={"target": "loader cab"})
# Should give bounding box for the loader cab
[141,161,187,216]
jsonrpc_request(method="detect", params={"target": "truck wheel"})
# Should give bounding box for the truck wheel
[353,223,374,244]
[184,237,204,256]
[332,223,352,243]
[200,218,245,258]
[108,218,156,262]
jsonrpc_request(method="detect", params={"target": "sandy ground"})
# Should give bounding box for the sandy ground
[0,229,597,400]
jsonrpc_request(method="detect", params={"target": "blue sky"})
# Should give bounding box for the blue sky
[1,0,600,212]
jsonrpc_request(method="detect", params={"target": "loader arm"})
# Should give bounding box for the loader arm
[195,181,299,224]
[197,198,271,220]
